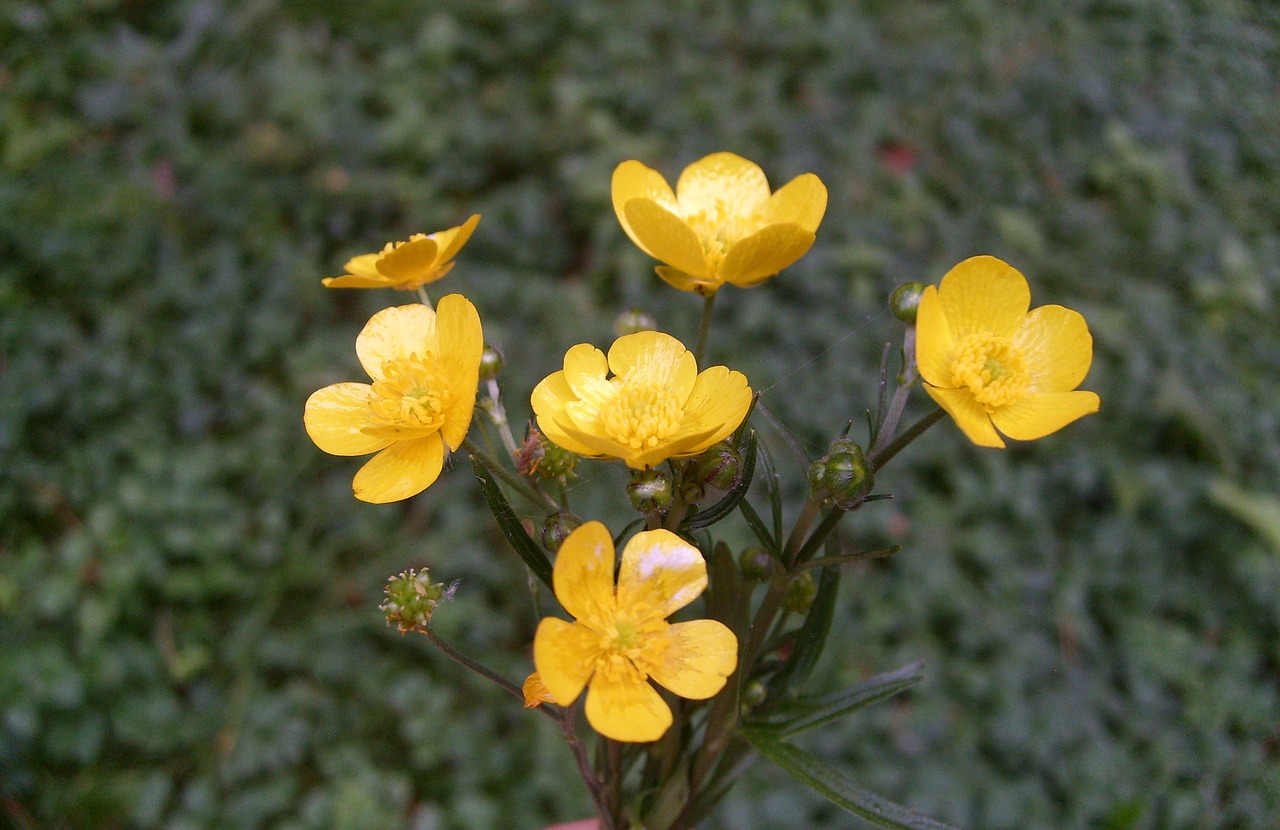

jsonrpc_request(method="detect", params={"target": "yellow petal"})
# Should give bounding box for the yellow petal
[719,224,815,287]
[434,294,483,451]
[679,366,752,441]
[434,214,481,265]
[537,413,604,458]
[1012,304,1093,393]
[552,418,635,464]
[531,372,600,456]
[356,304,437,381]
[322,273,394,289]
[533,618,600,706]
[553,521,618,630]
[655,265,718,295]
[343,253,383,278]
[648,619,738,700]
[376,235,440,283]
[612,161,677,257]
[924,383,1005,448]
[675,152,770,219]
[616,529,707,619]
[304,382,391,456]
[352,434,445,503]
[607,331,698,404]
[623,199,710,278]
[936,256,1030,340]
[561,343,613,408]
[914,285,954,387]
[584,670,672,742]
[766,173,828,233]
[522,672,555,708]
[991,391,1100,442]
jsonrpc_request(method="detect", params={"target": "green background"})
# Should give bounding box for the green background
[3,1,1278,827]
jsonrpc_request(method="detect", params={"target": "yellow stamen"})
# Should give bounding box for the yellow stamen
[949,333,1030,411]
[599,376,683,451]
[368,354,449,431]
[683,199,766,273]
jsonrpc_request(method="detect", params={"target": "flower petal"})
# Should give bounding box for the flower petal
[914,284,954,387]
[553,521,618,630]
[654,266,717,294]
[584,671,672,742]
[435,294,483,451]
[991,391,1100,441]
[623,199,710,279]
[522,671,555,708]
[352,434,445,503]
[343,253,383,278]
[322,273,394,289]
[936,256,1030,340]
[356,304,438,381]
[531,372,602,456]
[648,619,738,700]
[924,384,1005,448]
[613,161,677,257]
[617,530,707,619]
[719,224,815,287]
[607,332,698,403]
[766,173,828,233]
[376,235,440,283]
[434,214,481,265]
[561,343,613,408]
[678,366,751,442]
[304,382,391,456]
[675,152,771,219]
[1012,304,1093,393]
[533,618,600,706]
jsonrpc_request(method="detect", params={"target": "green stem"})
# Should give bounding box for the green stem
[790,507,846,568]
[463,439,558,510]
[421,627,524,701]
[415,287,432,308]
[870,328,918,456]
[868,406,945,471]
[483,378,521,457]
[781,498,820,565]
[693,292,717,365]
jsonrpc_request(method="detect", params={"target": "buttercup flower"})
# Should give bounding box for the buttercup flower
[533,522,738,742]
[322,214,481,291]
[304,296,483,502]
[612,152,827,295]
[915,256,1100,448]
[531,331,751,469]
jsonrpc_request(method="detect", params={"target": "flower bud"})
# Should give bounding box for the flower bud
[614,308,657,337]
[680,479,706,505]
[740,679,768,714]
[783,571,818,615]
[890,282,926,325]
[691,441,742,491]
[515,427,580,480]
[478,345,504,381]
[628,468,674,514]
[381,568,447,633]
[807,438,874,510]
[738,546,775,581]
[541,510,583,553]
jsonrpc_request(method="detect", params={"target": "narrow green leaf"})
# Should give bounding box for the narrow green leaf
[704,541,747,638]
[767,564,839,699]
[613,518,646,548]
[470,456,554,589]
[740,729,961,830]
[799,545,902,570]
[686,427,759,529]
[751,660,925,737]
[738,498,779,557]
[755,434,784,545]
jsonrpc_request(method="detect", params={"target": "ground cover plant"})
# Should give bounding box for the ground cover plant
[2,1,1278,828]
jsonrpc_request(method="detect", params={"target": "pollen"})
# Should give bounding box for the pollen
[599,376,684,451]
[949,332,1030,411]
[369,354,449,431]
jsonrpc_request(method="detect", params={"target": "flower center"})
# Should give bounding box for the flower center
[369,354,449,431]
[599,376,683,451]
[949,333,1030,411]
[593,612,670,682]
[683,199,765,273]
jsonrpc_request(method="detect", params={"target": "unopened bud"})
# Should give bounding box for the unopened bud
[628,469,674,514]
[614,308,657,337]
[381,568,448,633]
[515,427,579,480]
[738,546,775,581]
[692,441,742,491]
[479,345,504,381]
[740,679,768,714]
[541,510,583,553]
[807,439,874,510]
[783,571,818,615]
[890,282,926,325]
[680,479,706,505]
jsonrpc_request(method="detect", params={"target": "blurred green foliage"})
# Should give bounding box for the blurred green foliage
[2,0,1278,828]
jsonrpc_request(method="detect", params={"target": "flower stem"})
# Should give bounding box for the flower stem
[693,292,717,365]
[868,406,945,471]
[415,287,432,308]
[420,627,523,701]
[463,439,558,510]
[870,328,918,456]
[483,378,521,457]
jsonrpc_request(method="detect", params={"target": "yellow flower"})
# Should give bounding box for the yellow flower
[611,152,827,295]
[522,672,555,709]
[321,214,481,291]
[915,256,1100,448]
[304,295,483,502]
[530,331,751,470]
[533,522,738,742]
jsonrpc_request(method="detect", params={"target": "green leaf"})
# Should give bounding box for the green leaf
[767,563,839,700]
[685,427,758,529]
[1208,479,1280,556]
[469,456,554,589]
[738,498,779,557]
[799,545,902,571]
[751,660,925,738]
[740,728,961,830]
[704,541,748,640]
[755,432,785,545]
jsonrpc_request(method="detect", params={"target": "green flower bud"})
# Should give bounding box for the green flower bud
[614,308,658,337]
[628,469,674,514]
[541,510,583,553]
[740,679,768,714]
[807,438,874,510]
[890,282,926,325]
[478,345,504,381]
[783,571,818,615]
[381,568,447,633]
[514,427,580,480]
[679,479,706,506]
[738,546,775,581]
[692,441,742,491]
